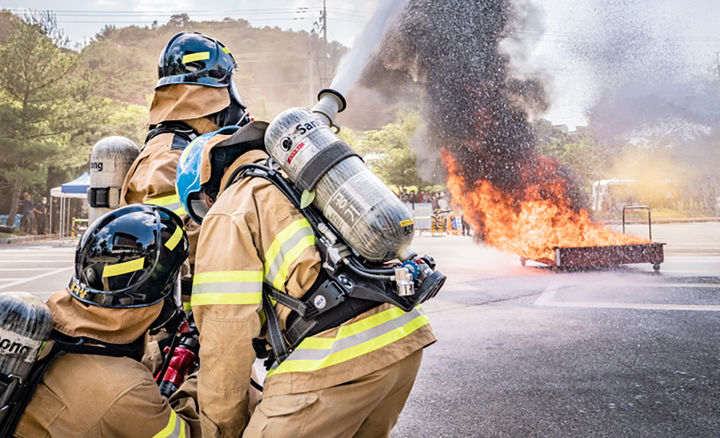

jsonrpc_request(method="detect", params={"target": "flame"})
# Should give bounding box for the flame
[443,150,650,261]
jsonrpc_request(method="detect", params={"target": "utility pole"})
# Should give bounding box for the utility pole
[321,0,328,85]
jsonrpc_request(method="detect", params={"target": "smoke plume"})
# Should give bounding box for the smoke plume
[365,0,586,211]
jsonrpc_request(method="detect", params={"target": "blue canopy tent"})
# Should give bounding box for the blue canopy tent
[50,172,89,239]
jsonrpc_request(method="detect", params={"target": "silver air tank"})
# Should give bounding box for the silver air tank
[87,136,139,225]
[265,89,415,262]
[0,292,53,421]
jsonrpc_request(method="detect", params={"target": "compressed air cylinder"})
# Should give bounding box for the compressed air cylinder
[0,292,53,382]
[88,136,139,225]
[265,107,415,261]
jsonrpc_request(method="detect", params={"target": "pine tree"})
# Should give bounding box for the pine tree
[0,12,107,227]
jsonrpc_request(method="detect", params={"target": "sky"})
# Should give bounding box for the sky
[2,0,720,128]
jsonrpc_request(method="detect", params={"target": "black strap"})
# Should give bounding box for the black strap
[262,291,290,364]
[264,285,308,317]
[295,141,361,192]
[145,122,197,149]
[50,331,146,361]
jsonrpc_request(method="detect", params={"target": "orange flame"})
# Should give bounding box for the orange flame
[443,150,649,261]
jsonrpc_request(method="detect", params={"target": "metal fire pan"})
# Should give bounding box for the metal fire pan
[521,243,666,271]
[554,243,665,271]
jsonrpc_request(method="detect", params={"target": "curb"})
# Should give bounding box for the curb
[0,235,60,245]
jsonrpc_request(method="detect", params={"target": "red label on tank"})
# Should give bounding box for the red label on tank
[288,142,305,164]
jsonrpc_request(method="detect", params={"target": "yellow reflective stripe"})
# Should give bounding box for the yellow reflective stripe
[145,194,179,207]
[194,270,264,284]
[145,195,186,216]
[165,226,183,250]
[264,219,312,274]
[152,409,186,438]
[102,257,144,278]
[263,218,314,288]
[292,306,412,350]
[191,292,262,306]
[191,270,264,306]
[222,47,231,54]
[182,51,210,63]
[183,301,192,312]
[271,234,316,289]
[268,310,429,376]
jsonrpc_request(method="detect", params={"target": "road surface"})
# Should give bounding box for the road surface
[1,222,719,437]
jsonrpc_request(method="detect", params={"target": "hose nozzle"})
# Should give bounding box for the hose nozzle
[312,88,347,129]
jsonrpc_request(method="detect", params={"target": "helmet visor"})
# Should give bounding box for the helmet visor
[189,192,212,221]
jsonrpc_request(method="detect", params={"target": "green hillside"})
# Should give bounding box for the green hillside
[82,16,347,121]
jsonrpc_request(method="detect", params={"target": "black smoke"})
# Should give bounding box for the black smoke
[362,0,586,210]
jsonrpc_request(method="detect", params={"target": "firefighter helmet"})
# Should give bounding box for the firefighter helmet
[68,204,188,309]
[156,32,250,126]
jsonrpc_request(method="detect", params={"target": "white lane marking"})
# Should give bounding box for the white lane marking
[534,284,558,306]
[0,266,72,290]
[0,260,73,263]
[0,268,59,271]
[619,283,720,288]
[0,249,75,253]
[536,283,720,312]
[539,300,720,312]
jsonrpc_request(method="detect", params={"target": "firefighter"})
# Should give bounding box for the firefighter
[14,205,200,438]
[175,123,436,437]
[121,31,251,282]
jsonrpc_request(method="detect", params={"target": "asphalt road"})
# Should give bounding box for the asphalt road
[1,222,719,437]
[395,222,720,438]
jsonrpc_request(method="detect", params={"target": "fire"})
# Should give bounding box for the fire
[443,151,650,261]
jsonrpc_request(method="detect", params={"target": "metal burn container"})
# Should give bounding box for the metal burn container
[521,206,666,271]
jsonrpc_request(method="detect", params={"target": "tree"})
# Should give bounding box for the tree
[168,14,190,28]
[356,113,432,190]
[0,12,108,227]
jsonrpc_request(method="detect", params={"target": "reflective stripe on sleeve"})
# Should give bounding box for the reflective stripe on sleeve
[191,270,263,306]
[152,409,186,438]
[266,306,429,376]
[263,218,316,290]
[145,194,187,216]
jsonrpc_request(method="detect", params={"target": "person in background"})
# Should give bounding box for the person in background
[437,192,449,211]
[34,197,48,234]
[21,192,35,234]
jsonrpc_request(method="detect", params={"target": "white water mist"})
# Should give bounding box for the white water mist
[330,0,410,96]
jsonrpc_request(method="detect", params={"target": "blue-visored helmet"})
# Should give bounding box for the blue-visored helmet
[157,32,236,89]
[176,126,240,224]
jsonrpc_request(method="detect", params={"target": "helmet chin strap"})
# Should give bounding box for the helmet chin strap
[149,272,184,334]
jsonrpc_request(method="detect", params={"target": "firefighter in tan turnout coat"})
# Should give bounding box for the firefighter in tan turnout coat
[14,205,200,438]
[121,31,251,275]
[175,122,436,438]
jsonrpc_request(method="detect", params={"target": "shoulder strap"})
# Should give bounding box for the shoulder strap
[145,121,197,150]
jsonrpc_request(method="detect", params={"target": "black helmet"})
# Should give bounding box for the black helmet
[157,31,236,89]
[157,32,250,127]
[68,205,189,309]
